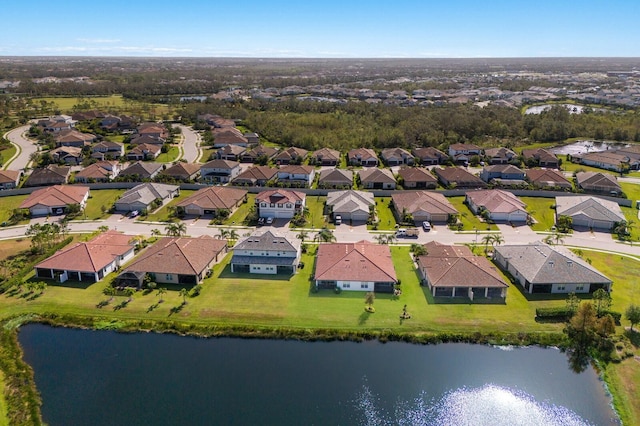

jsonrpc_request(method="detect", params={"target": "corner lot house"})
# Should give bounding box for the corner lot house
[494,243,612,294]
[20,185,90,216]
[391,191,457,224]
[231,230,301,275]
[416,241,508,300]
[114,183,179,213]
[256,189,306,219]
[465,189,528,223]
[35,230,135,283]
[555,196,625,231]
[120,236,228,285]
[176,186,247,217]
[326,190,374,222]
[313,241,397,292]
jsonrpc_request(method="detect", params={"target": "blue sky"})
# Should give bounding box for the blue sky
[1,0,639,57]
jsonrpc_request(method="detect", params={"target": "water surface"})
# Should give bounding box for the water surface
[19,324,618,425]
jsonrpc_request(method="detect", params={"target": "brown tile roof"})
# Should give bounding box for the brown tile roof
[526,169,571,187]
[314,241,397,283]
[128,143,161,155]
[161,162,201,178]
[391,191,457,216]
[176,186,247,210]
[274,147,308,161]
[278,165,314,175]
[20,185,89,208]
[466,189,527,214]
[417,254,508,288]
[54,129,96,144]
[256,189,305,204]
[125,236,227,276]
[522,148,558,163]
[358,168,395,183]
[36,231,133,273]
[397,167,437,184]
[312,147,341,161]
[422,241,473,257]
[318,168,352,184]
[213,128,248,145]
[244,146,278,158]
[412,146,445,160]
[434,167,486,187]
[201,159,239,170]
[24,165,70,186]
[75,163,111,179]
[576,171,621,191]
[0,170,20,184]
[218,145,246,156]
[121,161,163,178]
[348,147,378,161]
[234,166,278,182]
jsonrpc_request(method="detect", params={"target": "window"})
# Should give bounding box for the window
[270,203,275,207]
[286,203,292,208]
[557,285,565,291]
[343,283,350,288]
[576,285,584,291]
[361,284,368,289]
[261,203,267,207]
[277,203,283,208]
[166,274,172,280]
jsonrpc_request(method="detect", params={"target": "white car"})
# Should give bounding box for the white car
[422,221,431,232]
[266,217,274,225]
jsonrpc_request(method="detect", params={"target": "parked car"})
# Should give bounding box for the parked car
[334,215,342,225]
[266,217,274,225]
[422,221,431,232]
[128,210,139,218]
[258,217,265,226]
[396,228,419,238]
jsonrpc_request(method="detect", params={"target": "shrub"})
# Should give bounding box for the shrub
[334,286,342,294]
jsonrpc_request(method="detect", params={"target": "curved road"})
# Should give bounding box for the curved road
[3,125,38,171]
[176,124,202,163]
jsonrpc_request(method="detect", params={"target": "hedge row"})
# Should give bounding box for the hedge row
[536,307,622,324]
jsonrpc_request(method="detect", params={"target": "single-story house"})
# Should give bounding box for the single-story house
[412,147,447,165]
[256,189,306,219]
[35,230,135,283]
[129,134,165,146]
[20,184,90,216]
[159,162,201,182]
[555,195,625,231]
[273,147,308,165]
[358,168,396,189]
[326,190,374,222]
[137,123,168,140]
[448,143,482,158]
[23,165,71,187]
[0,170,21,190]
[175,186,247,216]
[417,241,508,300]
[348,148,379,167]
[391,191,458,224]
[494,243,612,294]
[230,230,301,275]
[199,159,240,184]
[525,169,572,190]
[433,167,487,189]
[212,128,249,148]
[241,146,279,163]
[114,182,179,213]
[479,164,526,183]
[311,148,341,166]
[118,236,228,286]
[521,148,559,168]
[232,166,278,186]
[50,146,83,165]
[380,147,414,166]
[216,144,246,161]
[119,161,164,180]
[484,147,517,165]
[313,240,397,293]
[397,166,438,189]
[54,129,96,147]
[465,189,528,223]
[317,168,353,189]
[575,172,622,195]
[74,161,120,183]
[578,151,639,172]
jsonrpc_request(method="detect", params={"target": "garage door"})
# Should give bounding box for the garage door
[186,208,202,215]
[275,211,294,219]
[31,207,50,216]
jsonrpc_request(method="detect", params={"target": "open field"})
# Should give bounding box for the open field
[561,160,618,175]
[81,189,125,220]
[141,190,196,223]
[448,196,498,231]
[0,146,17,168]
[31,95,171,118]
[521,196,556,231]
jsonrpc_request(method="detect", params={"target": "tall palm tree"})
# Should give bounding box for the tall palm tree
[157,287,167,303]
[297,230,309,242]
[179,288,189,304]
[491,234,504,248]
[151,228,162,237]
[217,228,230,239]
[481,234,493,254]
[315,228,336,243]
[227,229,239,240]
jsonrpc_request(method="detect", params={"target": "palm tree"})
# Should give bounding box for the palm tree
[151,228,162,237]
[216,228,230,239]
[374,234,388,244]
[491,234,504,249]
[227,229,239,240]
[165,222,187,237]
[157,287,167,303]
[481,234,493,254]
[315,228,336,243]
[179,288,189,304]
[297,230,309,242]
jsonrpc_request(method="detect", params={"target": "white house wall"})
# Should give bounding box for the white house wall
[337,280,374,291]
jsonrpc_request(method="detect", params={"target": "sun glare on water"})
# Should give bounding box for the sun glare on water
[356,383,592,426]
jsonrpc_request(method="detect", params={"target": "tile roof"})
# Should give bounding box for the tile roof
[326,190,374,214]
[417,254,508,289]
[24,165,70,186]
[20,185,89,208]
[75,163,112,179]
[391,191,457,216]
[161,162,201,178]
[118,183,179,205]
[125,236,227,276]
[358,168,395,183]
[201,159,239,170]
[318,168,353,184]
[0,170,19,184]
[314,241,397,283]
[348,148,378,161]
[555,196,625,223]
[274,147,308,161]
[234,230,299,252]
[397,167,437,183]
[434,167,486,185]
[278,164,314,175]
[412,146,446,159]
[576,171,621,191]
[482,164,524,174]
[36,230,133,273]
[176,186,247,210]
[466,189,527,214]
[525,169,571,187]
[522,148,558,163]
[495,243,611,284]
[312,147,341,161]
[234,166,278,182]
[255,189,306,204]
[121,161,163,177]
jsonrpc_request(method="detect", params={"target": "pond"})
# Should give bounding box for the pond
[524,104,610,115]
[18,324,618,425]
[549,140,629,156]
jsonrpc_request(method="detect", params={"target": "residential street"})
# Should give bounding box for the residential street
[3,125,37,171]
[176,124,201,163]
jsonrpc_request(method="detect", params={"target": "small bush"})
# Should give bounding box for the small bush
[334,287,342,294]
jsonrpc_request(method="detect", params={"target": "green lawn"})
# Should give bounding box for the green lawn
[199,148,216,163]
[298,196,331,229]
[368,197,397,230]
[619,183,640,240]
[31,95,171,118]
[141,190,196,222]
[0,145,17,167]
[222,194,255,226]
[561,160,618,175]
[520,196,556,231]
[0,371,7,426]
[448,196,498,231]
[0,195,28,224]
[105,135,126,143]
[81,190,125,220]
[156,146,180,163]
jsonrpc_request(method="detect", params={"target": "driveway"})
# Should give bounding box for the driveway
[3,125,38,171]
